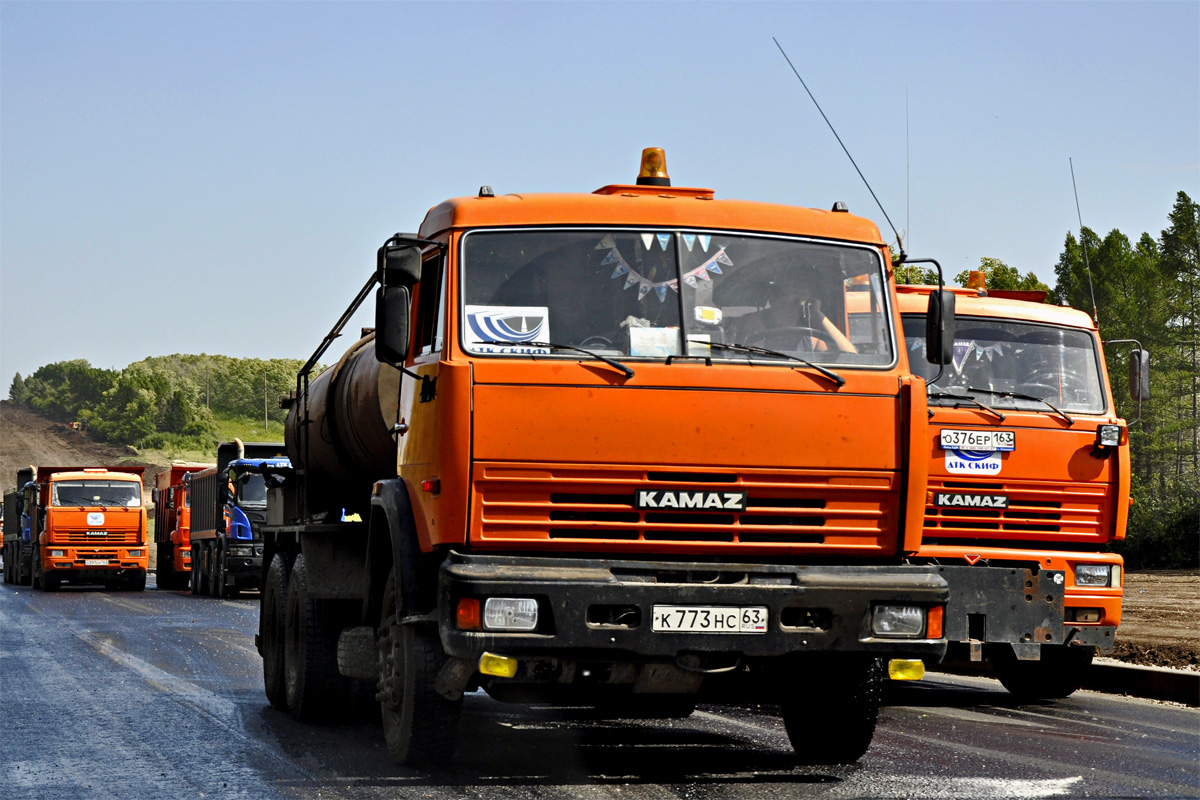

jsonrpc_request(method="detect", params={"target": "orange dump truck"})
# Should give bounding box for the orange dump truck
[894,276,1138,697]
[13,466,148,591]
[257,149,956,767]
[152,463,212,590]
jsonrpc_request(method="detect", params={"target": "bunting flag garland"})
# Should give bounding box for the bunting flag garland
[599,235,733,303]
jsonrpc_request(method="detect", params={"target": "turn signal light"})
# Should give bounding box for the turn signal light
[927,605,944,639]
[455,598,482,631]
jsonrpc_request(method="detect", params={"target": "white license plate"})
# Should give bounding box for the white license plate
[84,559,109,566]
[652,605,768,633]
[940,428,1015,452]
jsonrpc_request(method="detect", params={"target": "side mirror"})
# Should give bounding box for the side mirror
[379,244,422,288]
[1129,349,1150,401]
[151,488,159,504]
[376,284,412,367]
[925,290,956,365]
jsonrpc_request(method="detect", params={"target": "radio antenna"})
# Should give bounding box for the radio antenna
[1069,157,1100,324]
[773,37,906,261]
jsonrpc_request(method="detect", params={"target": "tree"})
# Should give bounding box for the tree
[893,262,940,285]
[8,373,29,404]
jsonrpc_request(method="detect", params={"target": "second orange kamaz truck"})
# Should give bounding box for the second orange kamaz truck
[152,462,212,590]
[893,275,1137,698]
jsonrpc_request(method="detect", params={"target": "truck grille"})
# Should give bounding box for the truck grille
[62,530,142,544]
[923,478,1110,545]
[472,463,897,554]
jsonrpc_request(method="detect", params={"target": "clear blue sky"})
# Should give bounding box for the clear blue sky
[3,1,1197,387]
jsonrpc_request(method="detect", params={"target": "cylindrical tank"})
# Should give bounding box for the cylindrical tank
[286,334,401,498]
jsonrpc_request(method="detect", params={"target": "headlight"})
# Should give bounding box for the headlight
[483,598,539,631]
[871,605,925,637]
[230,546,254,557]
[1074,564,1112,587]
[1095,425,1122,448]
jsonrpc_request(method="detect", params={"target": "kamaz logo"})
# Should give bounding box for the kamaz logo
[636,491,747,511]
[934,493,1009,509]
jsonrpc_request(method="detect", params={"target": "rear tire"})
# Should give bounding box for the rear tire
[262,553,290,710]
[283,554,344,720]
[782,657,883,765]
[377,572,461,766]
[992,645,1094,700]
[190,545,203,595]
[206,544,220,597]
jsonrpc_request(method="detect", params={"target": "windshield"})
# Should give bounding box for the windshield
[901,315,1107,414]
[236,473,267,507]
[52,480,142,508]
[461,229,894,367]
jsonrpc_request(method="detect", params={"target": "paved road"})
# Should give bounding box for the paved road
[2,578,1197,800]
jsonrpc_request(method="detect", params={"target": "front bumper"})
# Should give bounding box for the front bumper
[438,552,948,662]
[933,564,1116,653]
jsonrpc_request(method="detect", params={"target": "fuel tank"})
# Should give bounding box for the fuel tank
[285,334,401,495]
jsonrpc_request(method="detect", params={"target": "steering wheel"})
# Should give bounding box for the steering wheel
[743,326,837,354]
[1018,383,1060,400]
[578,335,614,349]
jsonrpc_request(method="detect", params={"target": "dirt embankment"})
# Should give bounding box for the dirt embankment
[0,402,169,499]
[1,403,1195,670]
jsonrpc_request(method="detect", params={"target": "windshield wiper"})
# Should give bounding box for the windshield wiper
[689,339,845,387]
[966,386,1074,426]
[478,340,634,380]
[927,391,1006,422]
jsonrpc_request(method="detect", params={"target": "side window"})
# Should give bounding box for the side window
[417,253,445,356]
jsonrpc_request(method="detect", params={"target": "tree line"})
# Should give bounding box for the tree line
[7,354,307,451]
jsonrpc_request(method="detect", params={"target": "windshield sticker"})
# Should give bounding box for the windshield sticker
[630,327,681,357]
[465,306,550,353]
[695,306,723,325]
[945,449,1003,475]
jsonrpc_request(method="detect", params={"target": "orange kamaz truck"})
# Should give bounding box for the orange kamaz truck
[152,462,212,590]
[257,149,957,766]
[7,466,148,591]
[894,275,1139,698]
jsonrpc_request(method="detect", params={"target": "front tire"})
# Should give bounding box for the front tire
[992,645,1094,700]
[377,572,461,767]
[262,553,290,710]
[782,657,883,765]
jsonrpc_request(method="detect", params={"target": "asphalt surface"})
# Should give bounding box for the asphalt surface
[1,577,1197,800]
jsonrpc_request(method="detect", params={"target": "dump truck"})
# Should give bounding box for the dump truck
[3,466,36,585]
[3,465,148,590]
[893,273,1140,698]
[152,462,213,590]
[187,441,288,598]
[257,149,957,766]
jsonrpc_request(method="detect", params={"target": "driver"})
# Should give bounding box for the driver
[738,281,857,353]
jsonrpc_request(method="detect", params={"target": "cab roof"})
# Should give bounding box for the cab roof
[418,184,888,246]
[895,286,1097,330]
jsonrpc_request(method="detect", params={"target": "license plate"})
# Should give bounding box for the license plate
[940,429,1015,452]
[84,559,109,566]
[652,605,768,633]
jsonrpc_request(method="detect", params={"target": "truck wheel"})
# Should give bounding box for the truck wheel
[992,645,1094,700]
[126,571,147,592]
[31,555,43,590]
[782,657,883,765]
[215,548,228,598]
[284,553,343,720]
[207,544,221,597]
[262,553,290,710]
[377,572,461,767]
[42,570,61,592]
[189,546,201,594]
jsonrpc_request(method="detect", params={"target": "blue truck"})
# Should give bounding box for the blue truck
[185,440,289,598]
